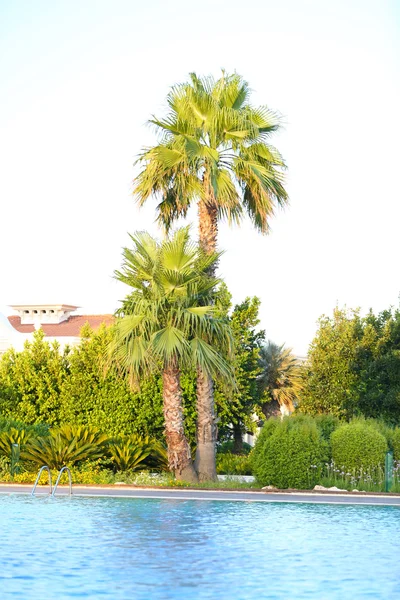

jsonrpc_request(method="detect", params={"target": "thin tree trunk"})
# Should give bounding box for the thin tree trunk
[195,194,219,481]
[232,423,243,455]
[162,361,198,483]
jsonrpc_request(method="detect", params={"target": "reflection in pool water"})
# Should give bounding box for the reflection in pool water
[0,495,399,599]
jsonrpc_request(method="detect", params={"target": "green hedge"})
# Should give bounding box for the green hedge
[390,427,400,462]
[314,414,340,442]
[331,421,387,472]
[251,416,328,489]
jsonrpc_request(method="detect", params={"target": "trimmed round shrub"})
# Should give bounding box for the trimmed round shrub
[251,416,327,489]
[331,421,387,472]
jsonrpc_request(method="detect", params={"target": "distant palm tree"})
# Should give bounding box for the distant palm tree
[109,228,233,483]
[134,71,288,479]
[258,342,302,417]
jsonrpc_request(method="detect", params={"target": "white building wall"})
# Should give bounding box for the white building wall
[0,312,28,355]
[0,312,82,356]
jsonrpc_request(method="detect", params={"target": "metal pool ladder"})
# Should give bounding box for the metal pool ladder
[31,465,72,497]
[52,467,72,497]
[31,466,52,496]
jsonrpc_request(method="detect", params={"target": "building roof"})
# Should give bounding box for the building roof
[7,314,114,337]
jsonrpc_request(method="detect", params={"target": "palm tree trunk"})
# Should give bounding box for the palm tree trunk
[195,195,219,481]
[198,200,218,266]
[194,366,217,481]
[162,361,198,483]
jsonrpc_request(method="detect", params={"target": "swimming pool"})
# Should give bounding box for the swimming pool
[1,495,399,599]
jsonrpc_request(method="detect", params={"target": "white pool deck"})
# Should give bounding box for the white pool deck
[1,484,400,506]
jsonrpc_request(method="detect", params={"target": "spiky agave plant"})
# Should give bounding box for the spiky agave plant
[0,428,33,458]
[108,434,158,472]
[21,425,109,469]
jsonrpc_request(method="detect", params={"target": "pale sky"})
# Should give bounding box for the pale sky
[0,0,399,355]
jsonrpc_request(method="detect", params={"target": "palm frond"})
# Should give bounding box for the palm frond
[133,71,288,234]
[108,229,232,378]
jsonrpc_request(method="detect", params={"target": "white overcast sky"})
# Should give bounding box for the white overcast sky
[0,0,399,355]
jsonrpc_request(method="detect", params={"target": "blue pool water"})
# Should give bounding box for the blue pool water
[1,495,399,599]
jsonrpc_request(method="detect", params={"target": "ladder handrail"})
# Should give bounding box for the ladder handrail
[52,466,72,497]
[31,465,52,496]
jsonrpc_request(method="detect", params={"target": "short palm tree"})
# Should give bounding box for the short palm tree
[133,71,288,479]
[258,342,302,417]
[109,228,233,483]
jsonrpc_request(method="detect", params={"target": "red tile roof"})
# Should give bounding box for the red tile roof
[7,315,114,337]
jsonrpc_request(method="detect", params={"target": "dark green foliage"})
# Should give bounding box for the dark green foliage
[0,326,168,442]
[216,453,252,475]
[215,290,265,449]
[217,440,252,455]
[251,416,328,489]
[300,306,400,422]
[314,414,341,442]
[331,421,387,472]
[300,308,363,418]
[0,417,49,437]
[0,289,269,453]
[59,324,165,438]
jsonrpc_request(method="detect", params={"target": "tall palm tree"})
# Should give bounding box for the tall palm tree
[258,341,302,418]
[108,228,233,483]
[133,71,288,479]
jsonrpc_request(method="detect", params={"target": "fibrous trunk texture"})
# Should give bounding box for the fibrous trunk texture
[198,200,218,265]
[162,362,198,483]
[195,195,219,481]
[194,366,217,481]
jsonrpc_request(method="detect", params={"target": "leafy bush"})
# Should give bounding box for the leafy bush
[331,421,387,472]
[22,425,109,469]
[251,416,328,489]
[216,453,252,475]
[0,417,49,437]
